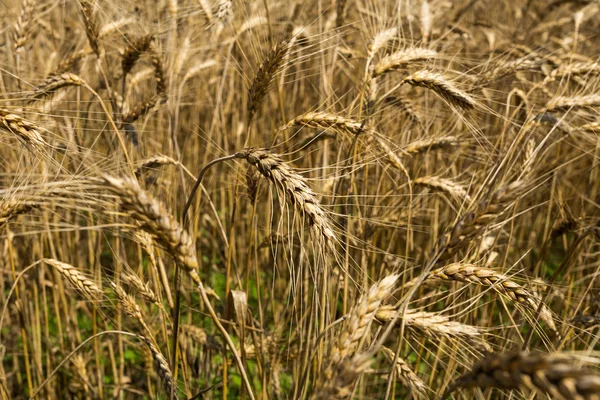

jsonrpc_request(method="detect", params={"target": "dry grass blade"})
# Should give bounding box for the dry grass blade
[401,70,475,110]
[381,347,427,396]
[43,259,102,299]
[444,351,600,400]
[101,175,201,284]
[247,39,290,124]
[373,48,438,77]
[237,148,336,246]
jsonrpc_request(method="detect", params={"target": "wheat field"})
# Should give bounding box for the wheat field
[2,0,600,399]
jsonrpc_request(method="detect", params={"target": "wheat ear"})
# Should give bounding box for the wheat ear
[404,263,556,334]
[43,259,102,299]
[100,175,200,283]
[28,73,85,101]
[0,108,47,149]
[381,347,428,397]
[401,70,475,110]
[444,351,600,400]
[247,39,290,124]
[373,48,438,78]
[414,176,471,201]
[237,148,336,246]
[139,336,180,399]
[279,112,367,136]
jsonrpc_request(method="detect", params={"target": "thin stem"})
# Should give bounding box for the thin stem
[30,331,139,399]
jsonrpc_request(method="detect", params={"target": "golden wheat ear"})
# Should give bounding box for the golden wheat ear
[402,70,476,110]
[444,351,600,399]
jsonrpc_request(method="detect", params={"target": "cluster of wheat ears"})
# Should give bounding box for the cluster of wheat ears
[3,0,600,399]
